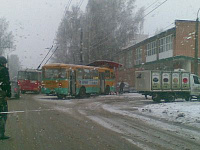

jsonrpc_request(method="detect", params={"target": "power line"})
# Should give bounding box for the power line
[143,0,168,18]
[144,0,161,11]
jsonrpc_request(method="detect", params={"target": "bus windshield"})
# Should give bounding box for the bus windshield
[18,71,40,81]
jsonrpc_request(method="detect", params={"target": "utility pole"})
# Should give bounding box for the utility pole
[80,28,83,65]
[195,8,200,75]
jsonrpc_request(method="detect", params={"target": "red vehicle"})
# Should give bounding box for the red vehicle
[17,69,42,94]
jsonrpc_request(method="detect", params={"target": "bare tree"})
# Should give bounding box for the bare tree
[53,6,83,64]
[53,0,144,64]
[85,0,144,62]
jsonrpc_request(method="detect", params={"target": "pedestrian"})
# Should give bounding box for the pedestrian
[0,56,11,140]
[119,81,125,94]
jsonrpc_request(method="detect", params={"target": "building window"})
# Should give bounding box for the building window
[135,48,142,65]
[147,41,157,56]
[159,34,173,53]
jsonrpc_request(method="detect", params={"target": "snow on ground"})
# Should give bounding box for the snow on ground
[138,101,200,128]
[36,93,200,129]
[107,93,200,129]
[35,93,200,141]
[101,93,200,141]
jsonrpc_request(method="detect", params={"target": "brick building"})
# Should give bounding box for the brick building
[114,20,200,88]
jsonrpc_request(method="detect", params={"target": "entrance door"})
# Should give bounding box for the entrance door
[70,70,76,95]
[99,72,105,93]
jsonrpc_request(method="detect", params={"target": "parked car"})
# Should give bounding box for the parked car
[129,87,137,93]
[116,82,130,93]
[11,81,20,99]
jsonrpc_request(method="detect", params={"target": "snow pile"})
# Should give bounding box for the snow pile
[139,102,200,128]
[114,93,200,128]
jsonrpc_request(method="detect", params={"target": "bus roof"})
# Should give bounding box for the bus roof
[87,60,122,69]
[42,63,113,70]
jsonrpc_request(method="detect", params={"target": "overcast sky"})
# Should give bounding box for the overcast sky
[0,0,200,69]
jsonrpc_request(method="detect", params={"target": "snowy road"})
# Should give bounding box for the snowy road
[35,93,200,150]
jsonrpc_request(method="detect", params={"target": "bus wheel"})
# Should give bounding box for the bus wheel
[79,87,86,98]
[105,86,110,95]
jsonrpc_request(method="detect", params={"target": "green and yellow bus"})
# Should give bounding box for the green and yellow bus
[42,63,116,99]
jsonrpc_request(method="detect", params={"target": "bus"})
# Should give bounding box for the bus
[42,63,116,99]
[17,69,42,94]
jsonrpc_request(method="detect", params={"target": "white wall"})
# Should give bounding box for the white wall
[146,55,157,62]
[159,50,173,60]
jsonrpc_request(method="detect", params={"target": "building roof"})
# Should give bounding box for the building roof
[87,60,122,69]
[135,56,200,68]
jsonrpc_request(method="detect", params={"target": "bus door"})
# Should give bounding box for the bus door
[70,70,76,95]
[99,72,105,93]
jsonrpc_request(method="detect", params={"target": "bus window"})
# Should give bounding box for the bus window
[18,71,39,80]
[105,70,110,79]
[18,71,26,80]
[111,72,115,79]
[45,69,60,79]
[77,68,84,79]
[28,72,39,80]
[92,69,98,79]
[59,69,67,79]
[84,69,91,79]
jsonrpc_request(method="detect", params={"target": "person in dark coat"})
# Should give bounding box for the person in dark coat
[119,81,125,94]
[0,56,11,140]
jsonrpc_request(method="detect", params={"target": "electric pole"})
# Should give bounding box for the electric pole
[80,28,83,65]
[195,8,200,75]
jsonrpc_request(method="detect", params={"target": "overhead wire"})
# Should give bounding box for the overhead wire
[143,0,168,18]
[36,45,53,69]
[44,47,59,65]
[144,0,161,11]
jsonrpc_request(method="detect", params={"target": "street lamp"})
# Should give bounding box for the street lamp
[194,8,200,75]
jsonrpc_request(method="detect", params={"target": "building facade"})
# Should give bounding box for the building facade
[114,20,200,88]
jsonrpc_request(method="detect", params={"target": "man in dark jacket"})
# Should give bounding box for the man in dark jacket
[0,56,11,140]
[119,81,125,94]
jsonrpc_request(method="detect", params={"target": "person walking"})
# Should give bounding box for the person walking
[119,81,125,94]
[0,56,11,140]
